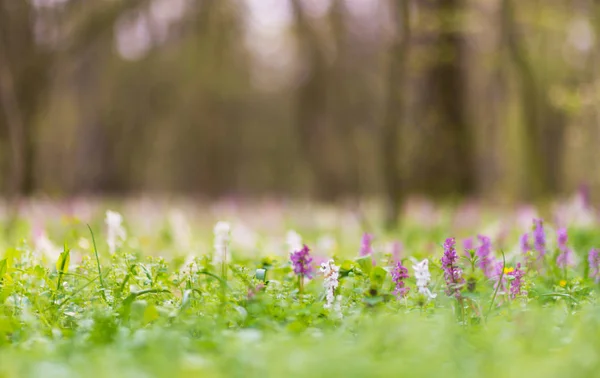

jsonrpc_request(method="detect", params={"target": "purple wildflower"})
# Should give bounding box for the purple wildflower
[463,237,474,257]
[360,233,376,266]
[556,228,574,269]
[391,241,403,263]
[556,250,574,269]
[507,263,525,299]
[290,245,314,279]
[391,261,410,298]
[441,238,465,298]
[520,233,531,255]
[476,235,493,277]
[360,233,373,257]
[589,248,600,283]
[533,219,546,258]
[557,228,568,251]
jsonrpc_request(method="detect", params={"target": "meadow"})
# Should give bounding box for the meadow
[0,195,599,377]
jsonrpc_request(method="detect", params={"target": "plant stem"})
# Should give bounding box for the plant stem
[486,250,506,319]
[87,224,108,303]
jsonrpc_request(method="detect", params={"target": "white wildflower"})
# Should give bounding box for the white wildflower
[331,295,343,319]
[286,230,303,255]
[213,221,231,265]
[320,259,340,309]
[105,210,126,255]
[181,254,199,276]
[411,258,437,299]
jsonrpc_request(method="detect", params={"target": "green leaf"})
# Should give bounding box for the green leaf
[255,268,267,282]
[56,244,71,274]
[4,248,18,266]
[370,266,388,288]
[286,321,306,333]
[355,256,373,275]
[0,259,7,278]
[341,260,355,271]
[180,289,192,312]
[233,305,248,321]
[119,289,170,321]
[0,259,7,287]
[142,304,160,325]
[54,243,71,296]
[363,296,384,306]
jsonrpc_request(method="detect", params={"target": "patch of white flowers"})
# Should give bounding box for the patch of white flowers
[412,258,437,299]
[181,254,199,277]
[105,210,126,255]
[213,221,231,265]
[331,295,343,319]
[320,259,340,309]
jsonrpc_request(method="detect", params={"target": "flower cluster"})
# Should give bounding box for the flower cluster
[213,221,231,265]
[320,259,340,308]
[463,237,474,256]
[589,248,600,283]
[441,238,465,298]
[533,219,546,258]
[105,210,126,255]
[291,245,314,279]
[360,233,373,257]
[476,235,493,277]
[507,263,526,299]
[520,233,531,255]
[412,258,436,299]
[391,260,410,298]
[556,228,574,268]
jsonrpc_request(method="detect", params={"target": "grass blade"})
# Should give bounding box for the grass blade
[87,224,108,303]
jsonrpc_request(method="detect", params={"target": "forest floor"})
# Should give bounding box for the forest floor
[0,196,597,377]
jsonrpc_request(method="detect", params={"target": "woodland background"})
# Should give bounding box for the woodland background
[1,0,599,224]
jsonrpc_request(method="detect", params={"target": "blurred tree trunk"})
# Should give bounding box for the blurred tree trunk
[501,0,566,198]
[0,1,49,197]
[291,0,343,200]
[381,0,411,229]
[414,0,475,197]
[73,47,111,194]
[0,43,26,200]
[329,0,359,196]
[592,1,600,202]
[1,0,153,197]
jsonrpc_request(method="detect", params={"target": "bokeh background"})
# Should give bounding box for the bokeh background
[1,0,599,222]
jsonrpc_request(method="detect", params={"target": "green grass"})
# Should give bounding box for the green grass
[0,206,598,377]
